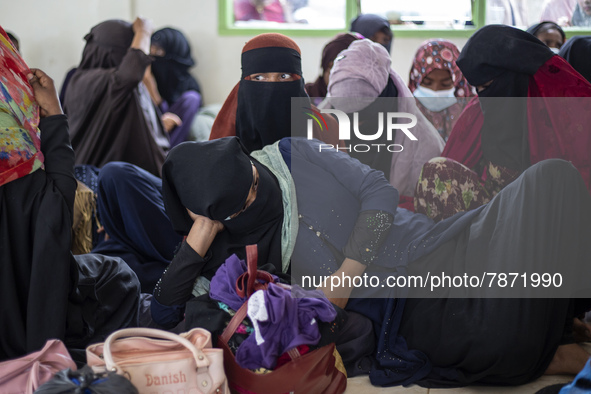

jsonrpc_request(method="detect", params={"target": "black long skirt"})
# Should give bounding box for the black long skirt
[399,159,591,387]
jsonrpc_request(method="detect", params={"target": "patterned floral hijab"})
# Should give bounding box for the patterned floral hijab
[0,26,43,186]
[408,39,475,98]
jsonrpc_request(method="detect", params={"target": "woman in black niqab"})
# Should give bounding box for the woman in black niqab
[64,19,169,176]
[456,24,554,172]
[161,137,284,278]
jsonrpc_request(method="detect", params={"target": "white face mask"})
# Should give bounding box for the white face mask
[549,47,560,54]
[413,85,458,112]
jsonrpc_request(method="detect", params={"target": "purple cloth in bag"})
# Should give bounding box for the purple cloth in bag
[210,254,337,370]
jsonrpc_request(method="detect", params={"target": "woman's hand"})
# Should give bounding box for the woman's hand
[185,209,224,258]
[27,69,63,117]
[162,112,182,132]
[317,258,367,309]
[131,16,153,55]
[132,16,153,36]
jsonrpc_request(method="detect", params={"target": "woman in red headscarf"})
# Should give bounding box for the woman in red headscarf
[209,33,340,152]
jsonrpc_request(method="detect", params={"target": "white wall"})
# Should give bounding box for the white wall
[1,0,468,105]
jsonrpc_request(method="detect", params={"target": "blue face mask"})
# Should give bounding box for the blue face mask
[413,85,457,112]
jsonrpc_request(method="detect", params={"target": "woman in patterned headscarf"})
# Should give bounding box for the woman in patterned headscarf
[408,39,476,141]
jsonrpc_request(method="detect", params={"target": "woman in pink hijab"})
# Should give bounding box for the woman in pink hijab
[408,39,476,141]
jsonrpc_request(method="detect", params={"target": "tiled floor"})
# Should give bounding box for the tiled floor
[345,374,573,393]
[343,342,591,393]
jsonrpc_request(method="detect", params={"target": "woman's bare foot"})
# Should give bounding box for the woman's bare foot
[573,318,591,342]
[545,343,590,375]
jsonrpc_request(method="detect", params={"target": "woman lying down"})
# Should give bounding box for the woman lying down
[98,136,591,387]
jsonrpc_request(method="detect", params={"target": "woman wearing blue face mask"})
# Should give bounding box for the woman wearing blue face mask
[408,39,476,141]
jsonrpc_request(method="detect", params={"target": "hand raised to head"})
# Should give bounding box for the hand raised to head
[27,68,63,117]
[132,16,154,35]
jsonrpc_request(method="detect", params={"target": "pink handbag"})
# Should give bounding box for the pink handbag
[86,327,228,394]
[0,339,76,394]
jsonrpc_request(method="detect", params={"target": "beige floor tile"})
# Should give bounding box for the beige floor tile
[345,376,429,393]
[427,375,573,394]
[343,374,574,393]
[343,342,590,393]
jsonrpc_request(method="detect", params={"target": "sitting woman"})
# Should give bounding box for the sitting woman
[64,18,169,176]
[146,136,591,388]
[349,13,393,52]
[408,39,476,141]
[144,27,202,148]
[325,39,445,199]
[526,21,566,52]
[559,35,591,83]
[305,32,361,106]
[0,28,139,363]
[416,25,591,222]
[208,33,340,153]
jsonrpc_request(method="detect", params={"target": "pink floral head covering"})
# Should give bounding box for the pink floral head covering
[408,39,476,98]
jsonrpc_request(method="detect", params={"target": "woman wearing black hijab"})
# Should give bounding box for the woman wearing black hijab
[455,24,555,173]
[526,21,566,53]
[350,14,393,52]
[145,27,202,148]
[559,35,591,83]
[64,18,169,177]
[147,135,591,387]
[160,137,284,280]
[305,32,361,105]
[208,33,340,153]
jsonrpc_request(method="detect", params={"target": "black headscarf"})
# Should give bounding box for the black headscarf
[526,21,566,44]
[350,14,393,52]
[162,137,284,276]
[348,77,399,179]
[236,45,309,152]
[457,25,554,171]
[559,36,591,83]
[151,28,202,105]
[65,20,168,176]
[78,20,135,70]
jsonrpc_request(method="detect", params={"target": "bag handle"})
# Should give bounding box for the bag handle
[219,246,302,363]
[102,328,210,373]
[236,244,274,298]
[219,301,249,345]
[221,244,272,344]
